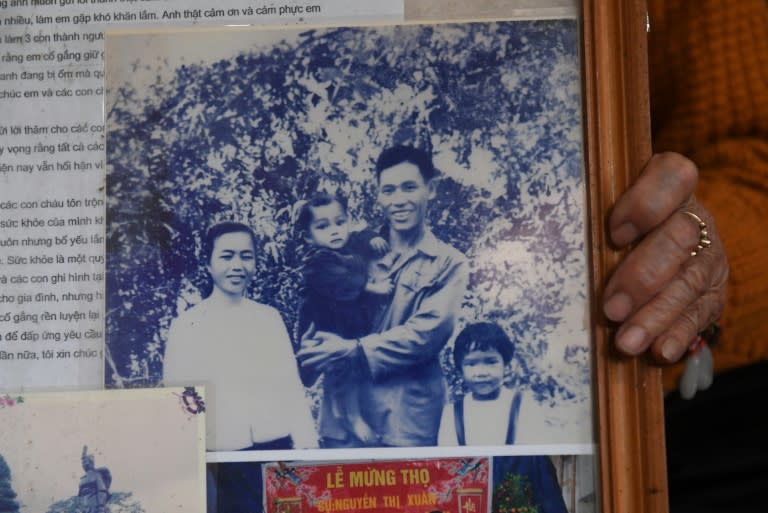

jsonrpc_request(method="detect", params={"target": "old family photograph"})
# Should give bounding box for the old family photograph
[105,18,592,453]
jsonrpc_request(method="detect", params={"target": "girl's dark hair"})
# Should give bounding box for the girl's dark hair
[202,222,258,264]
[295,191,348,234]
[453,322,515,366]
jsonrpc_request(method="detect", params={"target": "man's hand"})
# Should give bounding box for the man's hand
[297,331,359,372]
[603,152,729,363]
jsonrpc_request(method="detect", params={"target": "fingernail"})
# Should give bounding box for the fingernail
[617,325,646,354]
[604,292,633,322]
[661,337,683,363]
[611,222,639,246]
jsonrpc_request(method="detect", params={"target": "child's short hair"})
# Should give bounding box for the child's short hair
[295,191,349,234]
[202,222,258,264]
[453,322,515,366]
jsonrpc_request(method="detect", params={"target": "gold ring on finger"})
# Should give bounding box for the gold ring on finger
[680,210,711,256]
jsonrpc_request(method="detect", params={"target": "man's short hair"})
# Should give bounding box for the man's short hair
[453,322,515,366]
[202,222,258,264]
[375,145,438,183]
[294,192,349,234]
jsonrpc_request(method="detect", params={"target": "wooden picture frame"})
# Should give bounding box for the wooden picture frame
[581,2,669,513]
[105,1,666,511]
[5,0,666,510]
[408,1,667,512]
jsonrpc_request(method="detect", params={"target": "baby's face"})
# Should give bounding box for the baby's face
[461,347,506,399]
[308,201,350,250]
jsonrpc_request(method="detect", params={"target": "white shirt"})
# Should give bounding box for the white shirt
[164,297,318,451]
[438,387,521,446]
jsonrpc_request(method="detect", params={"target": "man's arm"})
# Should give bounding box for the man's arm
[297,251,468,377]
[297,329,359,375]
[359,255,468,379]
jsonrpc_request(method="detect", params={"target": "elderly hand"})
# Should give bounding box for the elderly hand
[603,152,729,364]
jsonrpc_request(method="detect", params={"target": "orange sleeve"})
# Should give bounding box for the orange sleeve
[646,0,768,389]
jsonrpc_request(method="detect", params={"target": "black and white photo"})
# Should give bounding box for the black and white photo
[105,18,592,455]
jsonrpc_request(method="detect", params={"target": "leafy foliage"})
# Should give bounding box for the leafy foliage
[493,472,539,513]
[45,492,144,513]
[0,454,20,513]
[106,21,589,406]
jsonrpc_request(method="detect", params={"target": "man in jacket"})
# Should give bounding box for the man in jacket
[299,145,468,447]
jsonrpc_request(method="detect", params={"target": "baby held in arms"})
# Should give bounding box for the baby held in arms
[296,192,392,446]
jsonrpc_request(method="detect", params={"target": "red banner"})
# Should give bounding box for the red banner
[264,458,489,513]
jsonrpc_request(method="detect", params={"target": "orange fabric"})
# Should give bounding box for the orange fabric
[647,0,768,389]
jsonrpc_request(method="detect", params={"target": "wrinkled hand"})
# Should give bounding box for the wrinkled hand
[603,153,729,363]
[369,236,390,256]
[296,330,358,372]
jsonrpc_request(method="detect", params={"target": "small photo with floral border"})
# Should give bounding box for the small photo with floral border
[0,387,206,513]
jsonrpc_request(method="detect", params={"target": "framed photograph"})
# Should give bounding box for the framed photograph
[103,0,667,511]
[0,387,207,513]
[106,17,591,451]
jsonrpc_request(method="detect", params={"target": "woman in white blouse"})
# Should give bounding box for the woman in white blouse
[164,221,317,451]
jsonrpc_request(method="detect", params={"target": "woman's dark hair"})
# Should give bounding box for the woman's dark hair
[201,221,258,264]
[453,322,515,366]
[375,145,438,183]
[295,191,349,234]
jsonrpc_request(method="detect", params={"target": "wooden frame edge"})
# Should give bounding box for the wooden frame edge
[582,1,669,512]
